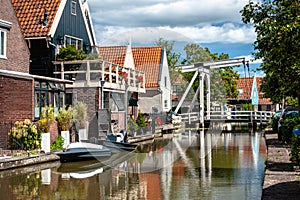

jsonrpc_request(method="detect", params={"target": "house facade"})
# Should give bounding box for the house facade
[0,0,32,148]
[98,45,172,115]
[231,76,274,111]
[12,0,97,119]
[12,0,97,76]
[132,46,172,114]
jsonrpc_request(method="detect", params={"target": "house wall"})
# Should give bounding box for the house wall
[72,87,100,138]
[0,75,34,149]
[0,0,32,149]
[0,0,30,73]
[54,0,92,50]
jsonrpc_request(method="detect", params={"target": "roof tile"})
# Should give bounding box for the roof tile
[97,46,163,88]
[97,46,127,66]
[11,0,61,37]
[236,77,272,105]
[132,47,162,88]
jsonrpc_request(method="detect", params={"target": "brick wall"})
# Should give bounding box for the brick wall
[73,87,100,138]
[0,0,30,73]
[0,75,34,149]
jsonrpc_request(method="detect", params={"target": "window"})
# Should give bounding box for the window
[71,0,76,15]
[34,80,65,120]
[0,29,7,59]
[65,35,83,50]
[238,89,243,96]
[164,100,168,108]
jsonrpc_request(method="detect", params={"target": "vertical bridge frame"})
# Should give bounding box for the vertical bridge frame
[174,58,246,127]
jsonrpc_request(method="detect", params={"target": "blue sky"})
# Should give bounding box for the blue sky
[87,0,263,77]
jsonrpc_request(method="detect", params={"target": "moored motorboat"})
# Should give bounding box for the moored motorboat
[81,131,138,153]
[57,142,111,163]
[102,140,138,153]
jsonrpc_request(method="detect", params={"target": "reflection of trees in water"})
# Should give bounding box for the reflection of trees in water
[0,173,41,199]
[57,178,87,199]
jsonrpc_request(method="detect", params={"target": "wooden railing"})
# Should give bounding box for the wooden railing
[52,59,146,93]
[179,110,274,123]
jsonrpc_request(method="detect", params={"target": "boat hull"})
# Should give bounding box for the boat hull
[57,142,112,163]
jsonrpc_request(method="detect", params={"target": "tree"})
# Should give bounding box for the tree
[154,38,182,84]
[57,45,87,61]
[241,0,300,106]
[182,43,239,100]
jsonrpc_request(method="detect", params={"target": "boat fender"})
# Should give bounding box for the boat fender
[116,132,124,142]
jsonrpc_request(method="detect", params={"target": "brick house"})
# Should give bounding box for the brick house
[230,76,274,111]
[98,45,172,115]
[0,0,32,148]
[11,0,97,120]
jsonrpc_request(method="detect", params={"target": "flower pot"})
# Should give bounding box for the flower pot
[61,130,70,148]
[79,129,87,141]
[41,132,50,153]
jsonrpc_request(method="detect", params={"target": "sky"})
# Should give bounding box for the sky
[87,0,263,77]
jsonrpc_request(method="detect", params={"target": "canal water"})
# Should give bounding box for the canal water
[0,131,266,200]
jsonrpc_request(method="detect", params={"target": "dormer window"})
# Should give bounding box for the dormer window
[0,29,6,59]
[71,0,76,15]
[0,20,11,59]
[65,35,82,50]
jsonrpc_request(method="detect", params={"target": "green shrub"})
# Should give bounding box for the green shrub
[50,135,65,151]
[281,117,300,143]
[73,101,87,129]
[8,119,41,150]
[270,115,279,133]
[291,134,300,165]
[57,105,73,131]
[127,118,138,134]
[136,110,146,127]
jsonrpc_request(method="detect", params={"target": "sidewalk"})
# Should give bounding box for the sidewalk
[0,153,59,171]
[262,132,300,199]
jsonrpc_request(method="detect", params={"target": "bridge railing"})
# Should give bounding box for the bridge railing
[178,110,274,123]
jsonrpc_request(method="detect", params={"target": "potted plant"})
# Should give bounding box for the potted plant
[73,101,88,141]
[57,105,73,148]
[38,105,55,153]
[38,105,55,133]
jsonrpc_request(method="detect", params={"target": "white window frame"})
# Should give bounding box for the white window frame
[0,28,7,59]
[71,0,77,15]
[64,35,83,50]
[238,88,243,95]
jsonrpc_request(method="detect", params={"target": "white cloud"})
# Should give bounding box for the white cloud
[88,0,256,27]
[96,24,256,45]
[87,0,258,45]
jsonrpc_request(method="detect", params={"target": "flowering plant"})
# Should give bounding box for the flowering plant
[8,119,41,150]
[136,75,143,82]
[118,71,128,78]
[38,105,55,133]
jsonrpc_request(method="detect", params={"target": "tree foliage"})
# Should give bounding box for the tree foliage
[154,38,182,84]
[241,0,300,105]
[182,43,239,100]
[57,45,87,61]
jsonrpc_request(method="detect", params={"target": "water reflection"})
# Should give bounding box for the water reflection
[0,132,266,200]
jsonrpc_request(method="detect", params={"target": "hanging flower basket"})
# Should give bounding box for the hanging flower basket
[136,75,143,83]
[119,71,127,77]
[119,71,128,82]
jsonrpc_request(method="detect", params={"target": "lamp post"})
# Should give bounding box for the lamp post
[100,79,105,109]
[125,82,129,133]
